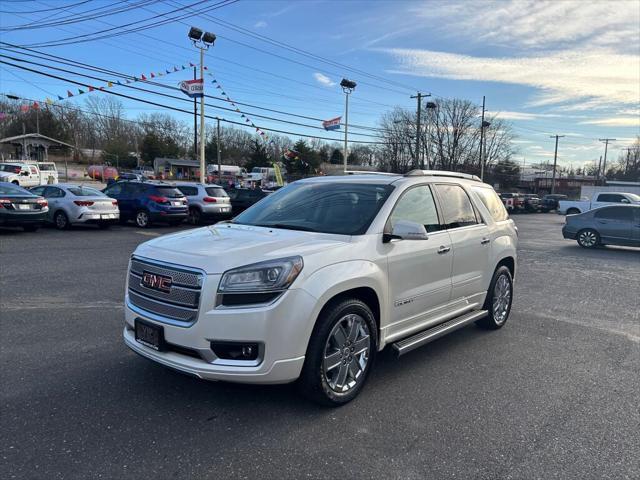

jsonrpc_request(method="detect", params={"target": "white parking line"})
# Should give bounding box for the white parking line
[135,231,160,237]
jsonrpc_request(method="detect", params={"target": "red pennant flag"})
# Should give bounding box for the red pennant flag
[89,86,94,92]
[67,90,74,97]
[189,62,195,67]
[150,72,155,78]
[141,74,147,80]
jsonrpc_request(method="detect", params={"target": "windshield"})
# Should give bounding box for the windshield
[233,182,394,235]
[0,164,22,173]
[68,186,106,197]
[627,193,640,201]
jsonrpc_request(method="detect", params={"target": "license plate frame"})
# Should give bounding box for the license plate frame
[134,319,165,351]
[16,204,30,210]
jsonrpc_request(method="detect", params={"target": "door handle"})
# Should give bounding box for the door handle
[437,245,451,254]
[480,238,491,245]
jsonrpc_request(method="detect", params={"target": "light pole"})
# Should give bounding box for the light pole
[188,26,216,184]
[480,120,490,181]
[425,101,437,169]
[340,78,356,172]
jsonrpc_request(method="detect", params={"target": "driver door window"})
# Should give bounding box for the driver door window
[388,185,441,233]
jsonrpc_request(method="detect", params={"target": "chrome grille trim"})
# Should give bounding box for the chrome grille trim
[128,256,204,325]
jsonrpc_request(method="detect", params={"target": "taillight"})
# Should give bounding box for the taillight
[148,195,169,204]
[203,197,217,203]
[37,198,48,207]
[74,200,94,207]
[112,200,118,206]
[0,198,10,208]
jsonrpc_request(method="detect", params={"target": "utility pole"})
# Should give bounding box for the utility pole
[216,117,221,184]
[550,135,564,194]
[479,96,486,181]
[199,49,206,183]
[193,66,198,160]
[596,155,603,183]
[599,138,616,184]
[410,92,425,169]
[340,78,356,172]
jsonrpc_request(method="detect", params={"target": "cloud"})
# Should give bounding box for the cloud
[487,110,564,121]
[254,20,267,28]
[383,47,640,109]
[313,72,336,87]
[579,117,640,127]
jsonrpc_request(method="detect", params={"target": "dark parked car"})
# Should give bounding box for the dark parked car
[103,181,188,227]
[562,205,640,248]
[522,194,541,212]
[0,182,48,231]
[540,194,568,212]
[228,188,268,214]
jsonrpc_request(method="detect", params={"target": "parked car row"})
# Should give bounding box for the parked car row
[497,192,570,213]
[562,204,640,248]
[0,179,271,232]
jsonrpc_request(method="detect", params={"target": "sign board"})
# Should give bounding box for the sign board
[322,116,341,131]
[179,79,204,98]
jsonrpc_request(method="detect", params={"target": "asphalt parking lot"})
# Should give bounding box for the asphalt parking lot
[1,214,638,480]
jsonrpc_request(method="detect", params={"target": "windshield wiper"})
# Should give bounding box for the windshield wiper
[254,223,318,232]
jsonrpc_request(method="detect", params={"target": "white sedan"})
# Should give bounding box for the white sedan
[29,184,119,229]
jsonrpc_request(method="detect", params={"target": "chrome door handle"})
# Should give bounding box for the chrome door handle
[481,238,491,245]
[437,245,451,254]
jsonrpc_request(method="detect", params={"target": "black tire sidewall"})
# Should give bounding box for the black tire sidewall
[54,211,68,230]
[189,207,201,225]
[299,299,378,406]
[577,229,599,248]
[136,210,150,228]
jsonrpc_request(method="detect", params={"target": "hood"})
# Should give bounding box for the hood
[133,223,351,274]
[0,172,17,180]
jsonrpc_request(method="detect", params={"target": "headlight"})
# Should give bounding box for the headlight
[218,256,303,293]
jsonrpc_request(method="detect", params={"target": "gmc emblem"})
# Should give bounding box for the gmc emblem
[141,271,172,293]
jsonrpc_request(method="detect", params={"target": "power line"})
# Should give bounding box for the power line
[0,0,90,14]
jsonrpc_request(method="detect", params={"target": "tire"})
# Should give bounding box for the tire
[477,266,513,330]
[298,298,377,407]
[566,208,580,215]
[23,225,38,232]
[97,222,110,230]
[11,180,19,186]
[188,207,201,225]
[135,210,151,228]
[577,228,600,248]
[54,211,69,230]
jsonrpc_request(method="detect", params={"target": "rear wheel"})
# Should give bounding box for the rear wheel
[577,228,599,248]
[298,298,377,406]
[135,210,150,228]
[54,211,69,230]
[477,266,513,330]
[188,207,201,225]
[566,208,580,215]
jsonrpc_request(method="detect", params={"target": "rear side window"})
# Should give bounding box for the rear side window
[178,186,198,196]
[104,183,123,196]
[45,187,65,198]
[153,186,184,198]
[594,207,633,222]
[473,187,509,222]
[597,194,626,203]
[389,185,441,232]
[68,187,105,197]
[434,184,478,229]
[205,187,228,197]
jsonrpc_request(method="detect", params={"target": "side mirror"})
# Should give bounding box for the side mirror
[383,220,429,243]
[620,198,630,204]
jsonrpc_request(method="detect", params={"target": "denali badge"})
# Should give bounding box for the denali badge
[141,271,172,293]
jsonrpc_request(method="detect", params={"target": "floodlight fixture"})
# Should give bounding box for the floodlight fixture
[340,78,357,92]
[188,26,203,42]
[202,31,216,46]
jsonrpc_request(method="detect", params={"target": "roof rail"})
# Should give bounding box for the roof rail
[344,170,399,176]
[404,169,482,182]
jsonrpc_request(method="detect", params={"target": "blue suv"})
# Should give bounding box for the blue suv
[103,181,188,227]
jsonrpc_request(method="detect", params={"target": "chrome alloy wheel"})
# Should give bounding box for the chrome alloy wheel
[578,230,597,248]
[323,314,371,393]
[136,211,149,228]
[493,274,511,325]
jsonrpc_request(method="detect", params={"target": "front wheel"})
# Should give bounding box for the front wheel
[477,266,513,330]
[54,211,69,230]
[298,298,377,406]
[577,228,600,248]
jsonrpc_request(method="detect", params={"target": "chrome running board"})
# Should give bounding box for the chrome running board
[392,309,488,357]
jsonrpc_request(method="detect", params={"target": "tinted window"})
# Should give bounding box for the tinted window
[153,186,184,198]
[104,183,123,196]
[0,164,22,173]
[45,187,65,198]
[178,186,198,196]
[234,182,394,235]
[0,184,33,195]
[205,187,228,197]
[597,194,625,203]
[434,184,478,228]
[30,186,46,196]
[594,207,634,222]
[389,185,441,233]
[473,187,509,222]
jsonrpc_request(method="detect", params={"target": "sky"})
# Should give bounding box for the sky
[1,0,639,170]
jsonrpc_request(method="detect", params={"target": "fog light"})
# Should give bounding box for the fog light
[211,341,259,361]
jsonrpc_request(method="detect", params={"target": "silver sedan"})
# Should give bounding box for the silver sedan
[29,184,120,229]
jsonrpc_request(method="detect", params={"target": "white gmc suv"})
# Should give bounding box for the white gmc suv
[124,171,517,405]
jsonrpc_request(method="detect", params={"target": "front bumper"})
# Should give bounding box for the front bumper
[123,286,316,384]
[562,226,577,239]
